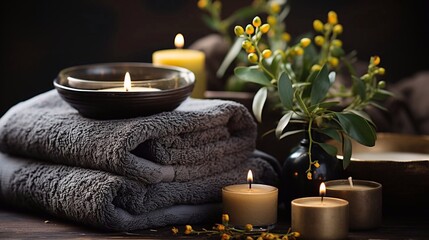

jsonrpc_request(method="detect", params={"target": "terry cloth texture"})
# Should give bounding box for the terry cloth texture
[0,90,257,184]
[0,152,277,231]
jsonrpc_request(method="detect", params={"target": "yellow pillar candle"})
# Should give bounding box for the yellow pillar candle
[152,33,206,98]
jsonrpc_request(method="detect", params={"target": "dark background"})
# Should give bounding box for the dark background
[1,0,429,116]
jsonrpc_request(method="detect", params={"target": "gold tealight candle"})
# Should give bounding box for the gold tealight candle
[291,182,349,240]
[326,177,382,230]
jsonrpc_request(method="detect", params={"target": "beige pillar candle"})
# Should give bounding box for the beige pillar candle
[222,170,278,229]
[325,178,382,230]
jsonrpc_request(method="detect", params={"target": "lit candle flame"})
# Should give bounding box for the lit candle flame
[320,182,326,202]
[124,72,131,92]
[174,33,184,49]
[247,170,253,189]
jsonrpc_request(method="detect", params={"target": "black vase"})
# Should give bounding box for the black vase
[280,137,343,209]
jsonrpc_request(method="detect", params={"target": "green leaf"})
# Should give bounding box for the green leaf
[342,134,352,169]
[234,67,271,86]
[217,37,244,79]
[318,128,341,141]
[278,72,294,110]
[369,101,388,111]
[275,111,294,139]
[346,109,375,126]
[373,89,395,101]
[279,129,305,140]
[310,64,330,105]
[308,101,340,112]
[295,91,310,116]
[316,142,338,157]
[352,76,366,100]
[252,87,268,123]
[334,112,376,146]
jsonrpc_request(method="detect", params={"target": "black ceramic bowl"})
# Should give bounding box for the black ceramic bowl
[53,62,195,119]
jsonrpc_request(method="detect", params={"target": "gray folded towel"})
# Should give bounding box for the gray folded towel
[0,90,257,184]
[0,152,277,231]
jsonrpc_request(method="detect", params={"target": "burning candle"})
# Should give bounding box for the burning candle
[222,170,278,229]
[99,72,161,92]
[152,33,206,98]
[326,177,382,230]
[291,182,349,240]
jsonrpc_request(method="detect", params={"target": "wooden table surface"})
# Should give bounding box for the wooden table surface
[1,206,428,240]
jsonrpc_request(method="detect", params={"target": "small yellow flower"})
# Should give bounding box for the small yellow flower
[314,35,325,46]
[270,2,281,14]
[171,226,179,234]
[248,53,258,63]
[328,57,339,67]
[246,45,256,53]
[292,232,301,237]
[197,0,207,9]
[333,24,343,34]
[242,40,252,50]
[328,11,338,25]
[282,236,289,240]
[314,162,320,168]
[260,24,270,34]
[313,19,324,32]
[267,15,277,25]
[221,233,231,240]
[215,223,226,231]
[281,32,291,42]
[307,172,312,180]
[184,225,193,235]
[234,26,244,37]
[265,233,276,240]
[246,236,254,240]
[300,38,311,48]
[262,49,272,59]
[294,46,304,56]
[324,23,332,32]
[372,55,381,65]
[222,213,229,224]
[332,39,343,47]
[378,81,386,88]
[246,24,255,35]
[377,67,386,75]
[245,223,253,231]
[311,64,322,72]
[252,16,262,27]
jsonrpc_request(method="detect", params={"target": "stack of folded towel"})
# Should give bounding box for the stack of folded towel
[0,90,279,231]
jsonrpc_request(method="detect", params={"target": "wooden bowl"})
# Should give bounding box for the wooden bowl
[332,133,429,213]
[53,63,194,119]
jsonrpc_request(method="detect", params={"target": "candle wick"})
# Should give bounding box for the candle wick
[348,176,354,188]
[321,195,324,203]
[248,181,252,190]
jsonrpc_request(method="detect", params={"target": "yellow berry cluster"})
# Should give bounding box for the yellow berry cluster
[173,213,300,239]
[312,11,344,69]
[234,16,271,64]
[361,55,386,87]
